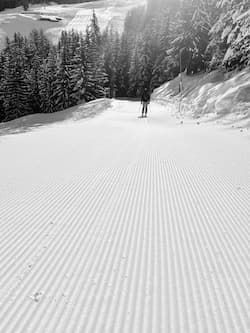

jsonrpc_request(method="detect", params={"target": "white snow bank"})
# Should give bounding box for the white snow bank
[153,68,250,129]
[0,99,112,137]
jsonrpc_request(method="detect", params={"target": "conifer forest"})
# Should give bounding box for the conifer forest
[0,0,249,122]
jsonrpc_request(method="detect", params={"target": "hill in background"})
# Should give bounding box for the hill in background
[0,0,145,48]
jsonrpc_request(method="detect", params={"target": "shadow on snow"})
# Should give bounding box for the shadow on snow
[0,99,112,137]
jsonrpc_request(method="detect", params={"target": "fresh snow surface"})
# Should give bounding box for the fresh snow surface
[0,99,249,333]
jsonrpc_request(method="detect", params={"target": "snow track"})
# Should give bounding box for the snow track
[0,100,249,332]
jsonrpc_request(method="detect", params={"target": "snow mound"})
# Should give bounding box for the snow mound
[0,99,111,137]
[153,68,250,128]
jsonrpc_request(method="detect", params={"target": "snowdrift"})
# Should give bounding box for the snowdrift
[0,99,111,136]
[153,68,250,128]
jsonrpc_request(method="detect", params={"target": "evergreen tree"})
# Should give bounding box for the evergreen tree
[2,40,31,121]
[29,29,51,60]
[40,47,58,113]
[0,55,5,122]
[28,54,43,113]
[84,12,107,101]
[54,45,79,110]
[116,35,130,97]
[103,28,120,97]
[129,31,153,95]
[128,37,142,96]
[90,10,102,48]
[209,0,250,70]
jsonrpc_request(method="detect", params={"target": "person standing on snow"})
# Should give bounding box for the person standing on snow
[141,88,151,118]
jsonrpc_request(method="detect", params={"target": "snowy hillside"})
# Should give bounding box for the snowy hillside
[153,68,250,130]
[0,99,249,332]
[0,0,146,47]
[65,0,146,33]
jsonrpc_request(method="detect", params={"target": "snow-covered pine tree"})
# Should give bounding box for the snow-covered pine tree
[2,39,31,121]
[192,0,217,33]
[70,39,85,104]
[115,34,130,97]
[84,12,107,101]
[103,27,120,98]
[138,29,154,90]
[150,10,171,88]
[234,5,250,67]
[82,28,95,101]
[90,10,102,48]
[169,0,206,74]
[28,53,43,114]
[75,32,88,100]
[54,41,82,111]
[29,29,51,60]
[128,37,142,96]
[208,0,250,69]
[40,47,59,113]
[191,0,218,70]
[0,54,4,122]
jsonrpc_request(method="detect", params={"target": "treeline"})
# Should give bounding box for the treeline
[0,0,97,12]
[0,13,107,122]
[0,0,24,12]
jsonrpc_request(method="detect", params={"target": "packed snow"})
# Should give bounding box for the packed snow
[0,99,249,332]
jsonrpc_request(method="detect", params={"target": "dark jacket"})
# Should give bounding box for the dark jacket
[141,91,151,103]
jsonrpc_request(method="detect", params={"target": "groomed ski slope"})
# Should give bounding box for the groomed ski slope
[0,100,249,333]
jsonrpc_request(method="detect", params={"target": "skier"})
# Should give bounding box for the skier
[141,88,151,118]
